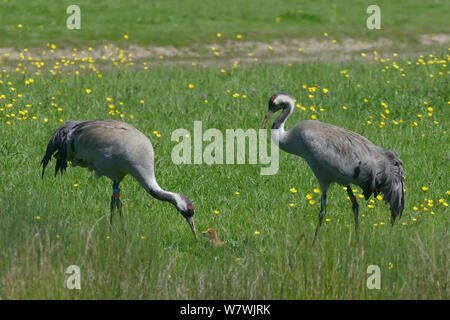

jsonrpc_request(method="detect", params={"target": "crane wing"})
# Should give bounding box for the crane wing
[289,120,378,197]
[69,120,155,179]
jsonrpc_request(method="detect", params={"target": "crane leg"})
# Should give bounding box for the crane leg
[346,186,359,242]
[109,194,115,226]
[117,196,127,235]
[110,181,127,235]
[313,193,327,245]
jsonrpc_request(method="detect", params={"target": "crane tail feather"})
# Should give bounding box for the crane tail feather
[375,149,405,223]
[41,121,80,178]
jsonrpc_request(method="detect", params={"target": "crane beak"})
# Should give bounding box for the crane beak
[187,216,197,239]
[262,110,274,128]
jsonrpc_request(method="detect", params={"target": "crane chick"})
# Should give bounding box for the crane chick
[202,228,224,246]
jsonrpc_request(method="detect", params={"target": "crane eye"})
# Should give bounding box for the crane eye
[187,204,194,211]
[270,95,277,102]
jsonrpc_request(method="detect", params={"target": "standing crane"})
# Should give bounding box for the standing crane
[262,93,405,242]
[41,120,197,238]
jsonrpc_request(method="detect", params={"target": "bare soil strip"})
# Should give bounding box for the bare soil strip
[0,34,448,67]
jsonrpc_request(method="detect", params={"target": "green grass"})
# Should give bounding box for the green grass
[0,0,449,48]
[0,47,448,298]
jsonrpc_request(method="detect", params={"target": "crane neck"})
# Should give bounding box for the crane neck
[139,173,178,206]
[272,103,294,132]
[148,185,178,205]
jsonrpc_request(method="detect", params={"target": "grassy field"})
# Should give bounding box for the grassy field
[0,0,449,47]
[0,1,449,300]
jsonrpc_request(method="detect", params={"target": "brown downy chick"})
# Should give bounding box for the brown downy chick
[202,228,224,246]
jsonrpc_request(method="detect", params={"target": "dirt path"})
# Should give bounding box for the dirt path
[0,34,448,68]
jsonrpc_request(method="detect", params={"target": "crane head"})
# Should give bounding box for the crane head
[174,195,197,239]
[262,93,295,128]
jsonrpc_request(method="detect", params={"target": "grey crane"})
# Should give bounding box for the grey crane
[41,119,197,238]
[262,93,405,242]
